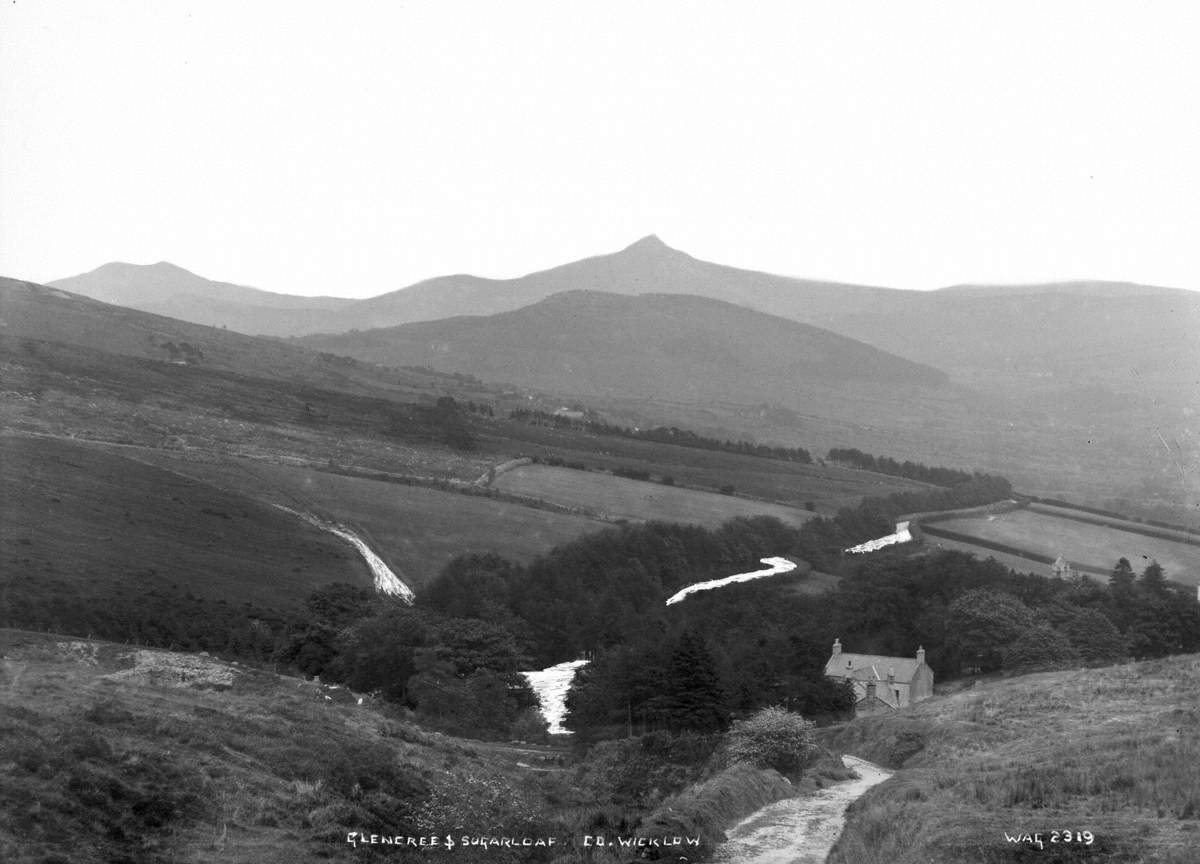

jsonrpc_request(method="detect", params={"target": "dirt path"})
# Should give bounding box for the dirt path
[711,755,892,864]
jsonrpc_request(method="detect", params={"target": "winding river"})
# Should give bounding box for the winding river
[664,556,797,605]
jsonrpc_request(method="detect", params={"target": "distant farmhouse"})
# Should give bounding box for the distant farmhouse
[1051,555,1074,580]
[824,639,934,712]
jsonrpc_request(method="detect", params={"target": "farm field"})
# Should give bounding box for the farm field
[920,533,1058,579]
[932,508,1200,585]
[1026,502,1200,542]
[0,436,370,608]
[484,423,932,513]
[122,453,610,589]
[492,463,817,529]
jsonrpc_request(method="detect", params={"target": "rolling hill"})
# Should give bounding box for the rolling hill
[48,262,353,335]
[299,290,950,402]
[50,237,1200,406]
[0,275,448,398]
[48,237,894,337]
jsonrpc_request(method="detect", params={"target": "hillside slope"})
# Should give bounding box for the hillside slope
[1,276,382,390]
[49,262,352,335]
[300,290,950,402]
[820,654,1200,864]
[0,629,570,864]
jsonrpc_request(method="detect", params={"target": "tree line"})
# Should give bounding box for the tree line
[509,408,814,464]
[826,447,983,487]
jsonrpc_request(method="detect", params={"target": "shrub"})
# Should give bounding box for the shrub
[727,706,817,777]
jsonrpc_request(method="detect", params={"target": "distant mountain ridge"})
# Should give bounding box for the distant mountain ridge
[46,236,1200,400]
[49,262,353,335]
[300,289,950,401]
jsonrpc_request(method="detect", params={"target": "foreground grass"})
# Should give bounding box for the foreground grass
[819,655,1200,863]
[0,629,572,863]
[0,629,808,863]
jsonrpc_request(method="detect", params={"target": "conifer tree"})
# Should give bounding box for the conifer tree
[663,630,728,732]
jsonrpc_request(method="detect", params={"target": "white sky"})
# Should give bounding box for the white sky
[2,1,1198,297]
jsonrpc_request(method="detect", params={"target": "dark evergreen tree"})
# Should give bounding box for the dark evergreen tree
[1139,560,1169,597]
[663,630,728,732]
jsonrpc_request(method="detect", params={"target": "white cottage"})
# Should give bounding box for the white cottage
[824,638,934,711]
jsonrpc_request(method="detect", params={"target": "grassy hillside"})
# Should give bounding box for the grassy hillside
[123,454,611,589]
[0,436,370,608]
[300,289,951,397]
[0,629,576,864]
[820,654,1200,863]
[47,262,353,335]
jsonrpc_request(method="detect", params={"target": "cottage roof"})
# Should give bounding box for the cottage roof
[824,652,923,683]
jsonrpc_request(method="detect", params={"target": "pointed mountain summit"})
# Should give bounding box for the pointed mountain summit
[621,233,674,253]
[301,290,950,403]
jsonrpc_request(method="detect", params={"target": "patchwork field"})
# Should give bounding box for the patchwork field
[118,454,610,589]
[486,421,933,513]
[930,508,1200,584]
[492,463,817,528]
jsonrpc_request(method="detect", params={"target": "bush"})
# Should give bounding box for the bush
[727,706,817,777]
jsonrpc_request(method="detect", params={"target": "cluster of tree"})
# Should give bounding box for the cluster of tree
[612,466,652,482]
[422,509,1197,740]
[530,454,589,471]
[158,340,204,364]
[826,448,983,487]
[427,396,476,450]
[421,474,1021,671]
[456,399,495,417]
[815,553,1199,677]
[275,583,543,739]
[509,408,813,464]
[425,518,805,665]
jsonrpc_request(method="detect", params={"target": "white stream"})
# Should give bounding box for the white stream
[845,520,913,554]
[665,556,797,605]
[712,755,893,864]
[521,659,590,734]
[274,505,415,602]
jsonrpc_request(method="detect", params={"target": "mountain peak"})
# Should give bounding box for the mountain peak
[622,234,672,253]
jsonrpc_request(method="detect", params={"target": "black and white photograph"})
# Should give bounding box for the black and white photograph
[1,2,1198,862]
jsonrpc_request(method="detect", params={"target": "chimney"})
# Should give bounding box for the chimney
[865,680,876,700]
[887,667,895,688]
[916,645,926,664]
[832,638,842,658]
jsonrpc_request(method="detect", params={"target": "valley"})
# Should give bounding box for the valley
[3,242,1198,864]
